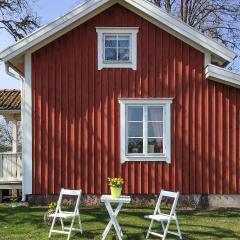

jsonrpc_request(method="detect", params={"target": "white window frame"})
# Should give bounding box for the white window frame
[96,27,139,70]
[119,98,173,163]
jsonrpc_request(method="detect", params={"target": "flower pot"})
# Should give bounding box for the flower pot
[110,186,122,198]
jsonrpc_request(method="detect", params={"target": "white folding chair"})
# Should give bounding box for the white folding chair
[145,190,182,240]
[49,188,83,240]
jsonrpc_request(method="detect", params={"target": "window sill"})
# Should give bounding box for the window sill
[121,156,171,164]
[98,62,136,70]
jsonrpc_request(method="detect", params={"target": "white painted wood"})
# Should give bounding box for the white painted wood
[101,195,131,203]
[118,98,172,163]
[120,103,126,164]
[0,153,22,182]
[49,188,83,240]
[143,106,147,156]
[22,52,32,198]
[12,118,18,153]
[101,195,131,240]
[145,190,182,240]
[17,154,21,179]
[96,27,139,70]
[205,64,240,88]
[119,98,173,104]
[204,52,211,67]
[165,103,171,164]
[61,189,82,196]
[11,152,16,181]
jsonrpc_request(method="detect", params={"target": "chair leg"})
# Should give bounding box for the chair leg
[146,219,154,239]
[67,216,76,240]
[78,214,83,234]
[49,216,57,239]
[160,221,165,232]
[175,216,182,239]
[162,220,171,240]
[60,217,65,231]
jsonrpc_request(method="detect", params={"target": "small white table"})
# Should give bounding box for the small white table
[101,195,131,240]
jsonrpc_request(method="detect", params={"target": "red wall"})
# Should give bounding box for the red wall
[32,4,240,195]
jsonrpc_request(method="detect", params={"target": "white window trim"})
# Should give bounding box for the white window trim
[96,27,139,70]
[119,98,173,164]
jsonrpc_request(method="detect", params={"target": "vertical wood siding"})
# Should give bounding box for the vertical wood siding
[32,4,240,195]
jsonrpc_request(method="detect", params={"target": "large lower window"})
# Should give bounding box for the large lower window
[119,99,172,163]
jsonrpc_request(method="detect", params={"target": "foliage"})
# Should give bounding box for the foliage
[10,197,17,203]
[0,117,21,152]
[0,0,40,40]
[108,177,124,188]
[48,202,57,211]
[148,0,240,70]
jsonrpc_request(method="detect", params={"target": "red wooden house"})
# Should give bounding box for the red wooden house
[1,0,240,205]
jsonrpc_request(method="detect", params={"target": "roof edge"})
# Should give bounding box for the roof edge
[205,64,240,88]
[0,0,114,61]
[122,0,236,62]
[0,0,237,64]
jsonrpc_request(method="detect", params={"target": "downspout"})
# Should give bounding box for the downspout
[5,62,26,202]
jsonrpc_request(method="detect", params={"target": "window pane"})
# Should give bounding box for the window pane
[148,122,163,137]
[105,36,117,47]
[148,138,163,153]
[105,48,117,61]
[128,138,143,153]
[128,107,143,121]
[148,107,163,121]
[118,36,130,47]
[118,48,130,61]
[128,122,143,137]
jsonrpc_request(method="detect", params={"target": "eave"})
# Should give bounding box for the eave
[205,64,240,89]
[0,0,236,65]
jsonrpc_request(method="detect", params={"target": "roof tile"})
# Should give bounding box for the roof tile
[0,89,21,111]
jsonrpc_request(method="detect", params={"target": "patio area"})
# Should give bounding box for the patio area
[0,204,239,240]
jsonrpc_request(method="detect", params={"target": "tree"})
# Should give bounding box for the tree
[0,117,21,152]
[0,0,40,41]
[148,0,240,69]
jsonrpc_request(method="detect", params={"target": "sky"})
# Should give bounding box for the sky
[0,0,84,89]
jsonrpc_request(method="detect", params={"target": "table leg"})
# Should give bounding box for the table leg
[102,202,124,240]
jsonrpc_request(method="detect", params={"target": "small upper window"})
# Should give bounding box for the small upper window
[96,27,139,70]
[104,34,130,62]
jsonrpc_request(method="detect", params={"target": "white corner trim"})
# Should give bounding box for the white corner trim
[204,52,211,68]
[22,52,32,197]
[0,0,236,65]
[119,98,172,164]
[96,27,139,70]
[205,64,240,88]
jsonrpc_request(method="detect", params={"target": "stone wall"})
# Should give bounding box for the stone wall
[27,194,215,208]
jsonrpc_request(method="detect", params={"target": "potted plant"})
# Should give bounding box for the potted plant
[108,177,124,198]
[44,202,58,226]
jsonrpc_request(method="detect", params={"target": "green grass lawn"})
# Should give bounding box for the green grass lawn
[0,204,240,239]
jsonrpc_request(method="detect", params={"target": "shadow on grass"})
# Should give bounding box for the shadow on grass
[0,205,239,239]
